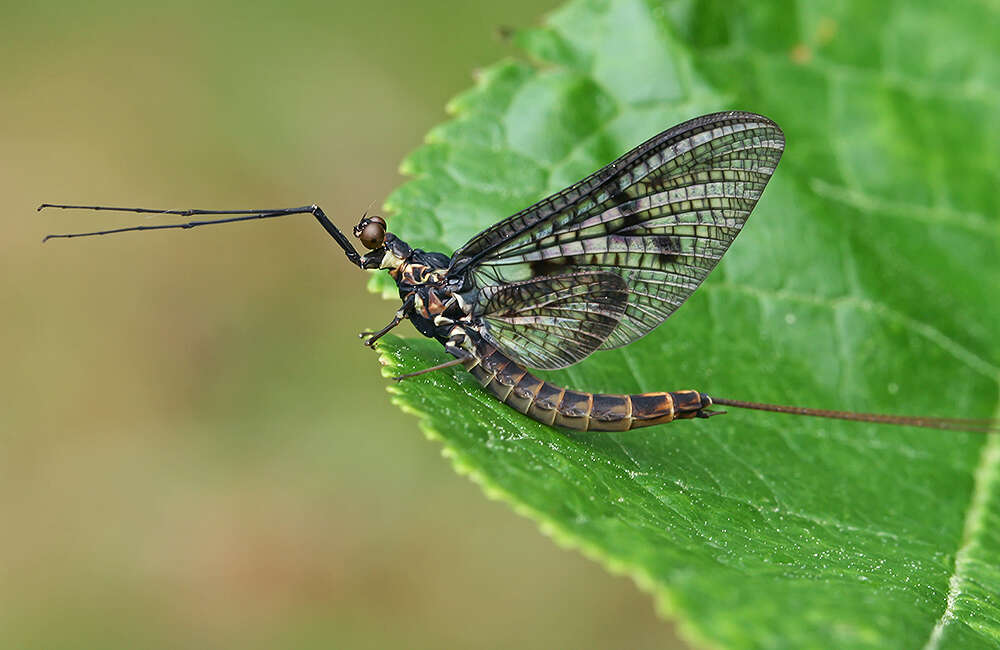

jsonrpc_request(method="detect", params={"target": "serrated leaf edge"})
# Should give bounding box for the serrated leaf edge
[376,340,723,650]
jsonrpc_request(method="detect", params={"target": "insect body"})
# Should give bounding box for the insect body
[41,112,997,434]
[368,230,715,430]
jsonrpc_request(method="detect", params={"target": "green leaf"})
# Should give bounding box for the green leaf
[372,0,1000,647]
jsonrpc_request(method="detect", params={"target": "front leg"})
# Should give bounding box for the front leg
[360,294,415,348]
[39,203,367,269]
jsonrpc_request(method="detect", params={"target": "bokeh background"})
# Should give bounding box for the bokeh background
[2,2,687,648]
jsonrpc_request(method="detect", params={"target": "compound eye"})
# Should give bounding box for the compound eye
[359,219,386,250]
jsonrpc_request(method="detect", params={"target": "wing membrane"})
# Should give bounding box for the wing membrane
[477,272,627,370]
[450,111,784,350]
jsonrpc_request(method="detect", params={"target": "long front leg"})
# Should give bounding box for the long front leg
[360,294,415,348]
[39,203,366,268]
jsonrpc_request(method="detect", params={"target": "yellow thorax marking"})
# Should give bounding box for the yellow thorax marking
[380,250,407,271]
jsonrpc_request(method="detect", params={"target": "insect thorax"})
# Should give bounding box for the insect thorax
[372,236,472,341]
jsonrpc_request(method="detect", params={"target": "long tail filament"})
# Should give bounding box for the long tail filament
[709,396,998,433]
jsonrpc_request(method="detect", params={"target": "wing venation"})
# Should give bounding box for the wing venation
[477,272,627,370]
[450,111,785,351]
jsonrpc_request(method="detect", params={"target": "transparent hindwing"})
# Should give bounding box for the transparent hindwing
[477,271,628,370]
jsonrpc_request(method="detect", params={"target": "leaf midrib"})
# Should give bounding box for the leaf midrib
[923,413,1000,648]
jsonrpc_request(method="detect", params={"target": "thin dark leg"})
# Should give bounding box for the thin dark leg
[360,295,415,347]
[38,203,363,267]
[391,357,467,381]
[391,335,471,381]
[360,317,403,347]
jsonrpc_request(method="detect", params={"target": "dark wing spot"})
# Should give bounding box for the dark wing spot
[651,235,682,263]
[609,188,631,205]
[528,258,569,277]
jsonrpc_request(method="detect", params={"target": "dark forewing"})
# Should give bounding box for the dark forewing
[477,272,628,370]
[449,111,784,349]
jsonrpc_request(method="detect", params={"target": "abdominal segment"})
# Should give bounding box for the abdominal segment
[465,342,710,431]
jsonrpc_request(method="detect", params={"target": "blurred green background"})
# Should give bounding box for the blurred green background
[2,1,687,648]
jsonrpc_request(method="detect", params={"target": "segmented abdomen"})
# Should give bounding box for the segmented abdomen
[465,342,710,431]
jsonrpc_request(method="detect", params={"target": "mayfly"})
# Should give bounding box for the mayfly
[41,112,997,433]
